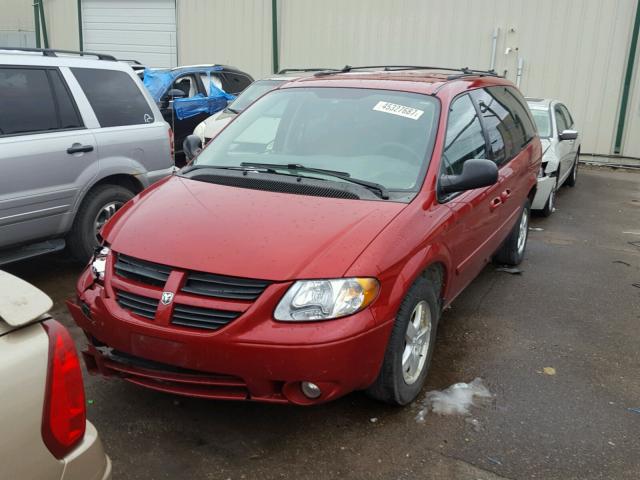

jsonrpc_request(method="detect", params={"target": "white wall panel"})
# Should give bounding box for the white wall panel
[279,0,638,155]
[177,0,272,79]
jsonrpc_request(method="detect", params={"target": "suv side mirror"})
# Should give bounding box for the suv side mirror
[559,129,578,141]
[163,88,187,101]
[440,159,499,195]
[183,135,203,161]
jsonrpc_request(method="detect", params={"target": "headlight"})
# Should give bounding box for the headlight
[91,246,110,282]
[274,278,380,321]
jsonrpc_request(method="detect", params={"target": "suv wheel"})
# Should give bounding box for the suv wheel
[366,275,440,405]
[67,185,134,262]
[493,200,530,266]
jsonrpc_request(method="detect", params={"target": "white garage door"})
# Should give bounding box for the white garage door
[82,0,177,68]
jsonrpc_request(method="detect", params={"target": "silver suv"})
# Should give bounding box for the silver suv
[0,48,174,264]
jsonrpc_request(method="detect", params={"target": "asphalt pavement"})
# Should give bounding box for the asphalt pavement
[6,166,640,480]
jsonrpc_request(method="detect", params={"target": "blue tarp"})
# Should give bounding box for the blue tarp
[142,67,236,120]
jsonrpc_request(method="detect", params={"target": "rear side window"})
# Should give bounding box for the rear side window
[221,72,253,95]
[472,86,536,166]
[441,94,487,175]
[72,68,154,127]
[0,67,82,136]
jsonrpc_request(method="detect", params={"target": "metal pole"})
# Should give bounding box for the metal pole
[490,27,499,71]
[271,0,279,74]
[38,0,49,48]
[77,0,84,50]
[33,1,41,48]
[516,57,524,87]
[614,0,640,154]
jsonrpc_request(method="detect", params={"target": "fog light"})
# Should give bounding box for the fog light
[301,381,322,399]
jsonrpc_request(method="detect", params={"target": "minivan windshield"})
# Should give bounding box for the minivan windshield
[192,87,440,201]
[529,108,552,138]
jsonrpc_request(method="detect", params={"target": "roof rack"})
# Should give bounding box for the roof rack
[277,68,333,74]
[0,47,117,61]
[314,65,499,78]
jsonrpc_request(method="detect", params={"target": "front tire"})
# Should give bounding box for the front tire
[540,176,558,217]
[67,185,134,262]
[366,275,440,405]
[493,200,530,266]
[565,153,579,187]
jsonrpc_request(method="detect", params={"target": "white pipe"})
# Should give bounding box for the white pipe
[516,57,524,87]
[490,27,499,71]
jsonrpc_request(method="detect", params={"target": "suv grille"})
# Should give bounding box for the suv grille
[116,291,158,319]
[115,254,170,287]
[182,272,270,300]
[172,304,241,330]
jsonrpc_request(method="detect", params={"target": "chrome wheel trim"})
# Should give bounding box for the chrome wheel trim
[516,207,529,256]
[94,201,123,241]
[402,300,432,385]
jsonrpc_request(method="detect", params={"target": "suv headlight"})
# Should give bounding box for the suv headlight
[274,278,380,321]
[90,246,110,282]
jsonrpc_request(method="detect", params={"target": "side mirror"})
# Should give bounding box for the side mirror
[163,88,187,101]
[183,135,203,161]
[440,159,498,195]
[559,129,578,141]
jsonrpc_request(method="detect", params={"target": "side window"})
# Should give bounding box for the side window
[503,86,537,142]
[558,104,574,128]
[441,94,487,176]
[555,106,569,133]
[470,89,510,165]
[199,73,224,95]
[221,72,253,95]
[72,68,154,127]
[0,67,58,135]
[172,74,198,98]
[49,70,83,129]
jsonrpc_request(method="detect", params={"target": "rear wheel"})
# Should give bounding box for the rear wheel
[366,275,440,405]
[565,153,579,187]
[493,200,530,266]
[67,185,134,262]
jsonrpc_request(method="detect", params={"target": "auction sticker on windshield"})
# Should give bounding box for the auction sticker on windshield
[373,101,424,120]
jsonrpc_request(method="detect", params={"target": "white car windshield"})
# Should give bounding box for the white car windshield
[227,79,286,112]
[194,87,440,200]
[529,108,552,138]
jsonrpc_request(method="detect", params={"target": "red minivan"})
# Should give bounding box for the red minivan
[68,67,541,406]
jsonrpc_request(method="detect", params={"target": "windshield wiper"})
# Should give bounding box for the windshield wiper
[240,162,389,199]
[225,106,240,114]
[180,164,270,174]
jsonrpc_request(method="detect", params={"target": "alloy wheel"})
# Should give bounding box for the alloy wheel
[402,301,432,385]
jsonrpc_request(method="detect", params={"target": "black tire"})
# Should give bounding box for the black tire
[565,153,579,187]
[67,185,134,262]
[366,275,440,405]
[493,199,530,266]
[540,176,558,218]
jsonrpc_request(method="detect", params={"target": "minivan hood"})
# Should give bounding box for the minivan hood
[103,176,405,281]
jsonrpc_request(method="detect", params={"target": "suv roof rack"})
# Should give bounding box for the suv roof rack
[314,65,499,78]
[277,68,333,74]
[0,47,117,61]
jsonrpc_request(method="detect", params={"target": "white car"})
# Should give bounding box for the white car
[527,98,581,216]
[193,70,327,144]
[0,271,111,480]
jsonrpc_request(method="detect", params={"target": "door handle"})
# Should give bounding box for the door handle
[490,197,502,211]
[500,189,512,201]
[67,144,94,154]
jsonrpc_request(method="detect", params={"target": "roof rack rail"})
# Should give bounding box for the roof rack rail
[277,68,333,74]
[314,65,499,77]
[0,47,117,61]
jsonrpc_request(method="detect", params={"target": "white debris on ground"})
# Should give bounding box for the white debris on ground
[415,378,492,423]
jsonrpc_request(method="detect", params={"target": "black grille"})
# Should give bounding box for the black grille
[114,254,171,287]
[171,304,241,330]
[188,174,360,200]
[182,271,270,300]
[116,291,159,319]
